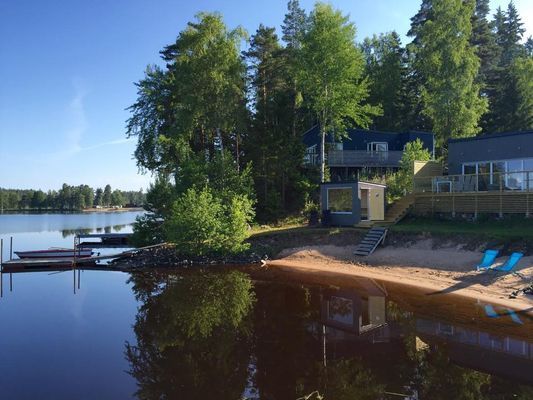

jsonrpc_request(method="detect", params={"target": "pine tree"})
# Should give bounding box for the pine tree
[499,1,526,65]
[362,32,408,131]
[489,2,527,132]
[417,0,487,151]
[282,0,307,49]
[244,25,308,220]
[407,0,433,44]
[470,0,499,88]
[525,36,533,56]
[470,0,500,131]
[405,0,434,132]
[281,0,311,137]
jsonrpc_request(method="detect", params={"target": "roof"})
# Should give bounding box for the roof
[359,181,387,188]
[448,130,533,144]
[302,124,435,148]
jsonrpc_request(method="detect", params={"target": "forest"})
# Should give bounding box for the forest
[0,184,145,211]
[126,0,531,252]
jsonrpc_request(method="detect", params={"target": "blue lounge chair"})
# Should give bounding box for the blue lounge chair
[476,249,499,270]
[491,252,523,272]
[484,304,524,325]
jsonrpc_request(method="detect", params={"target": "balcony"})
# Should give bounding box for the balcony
[304,150,404,168]
[413,171,533,193]
[412,171,533,217]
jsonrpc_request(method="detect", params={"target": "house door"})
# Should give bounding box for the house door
[360,189,369,220]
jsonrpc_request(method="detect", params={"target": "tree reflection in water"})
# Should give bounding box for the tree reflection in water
[125,270,255,399]
[125,273,533,400]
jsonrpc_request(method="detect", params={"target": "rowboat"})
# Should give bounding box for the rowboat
[14,248,93,259]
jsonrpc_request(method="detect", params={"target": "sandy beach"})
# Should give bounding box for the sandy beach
[268,239,533,311]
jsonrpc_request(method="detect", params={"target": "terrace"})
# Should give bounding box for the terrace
[305,149,404,168]
[412,170,533,217]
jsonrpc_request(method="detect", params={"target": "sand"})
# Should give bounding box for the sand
[268,239,533,311]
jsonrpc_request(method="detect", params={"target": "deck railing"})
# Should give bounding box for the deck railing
[413,171,533,193]
[304,150,404,167]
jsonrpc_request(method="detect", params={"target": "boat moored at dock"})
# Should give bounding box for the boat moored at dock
[14,248,93,259]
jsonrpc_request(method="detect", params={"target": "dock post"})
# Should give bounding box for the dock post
[10,236,13,260]
[1,238,3,298]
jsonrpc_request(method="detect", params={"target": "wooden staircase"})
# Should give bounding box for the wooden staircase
[353,227,388,256]
[379,194,414,226]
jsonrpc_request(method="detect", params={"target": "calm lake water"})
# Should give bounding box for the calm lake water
[0,213,532,399]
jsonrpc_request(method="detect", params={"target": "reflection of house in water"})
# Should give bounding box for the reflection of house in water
[313,278,533,386]
[320,279,391,344]
[416,318,533,385]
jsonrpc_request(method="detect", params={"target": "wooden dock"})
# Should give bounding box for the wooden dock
[0,242,169,273]
[77,233,132,247]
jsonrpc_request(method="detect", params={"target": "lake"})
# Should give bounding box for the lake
[0,212,532,399]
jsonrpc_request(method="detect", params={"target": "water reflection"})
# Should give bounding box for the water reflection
[125,270,255,399]
[1,263,532,399]
[60,224,129,238]
[126,271,533,399]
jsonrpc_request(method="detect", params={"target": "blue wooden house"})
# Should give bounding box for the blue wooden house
[303,125,435,180]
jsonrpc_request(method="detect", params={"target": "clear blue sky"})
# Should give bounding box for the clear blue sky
[0,0,531,191]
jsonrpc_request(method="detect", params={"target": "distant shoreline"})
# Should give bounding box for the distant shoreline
[0,207,145,214]
[82,207,145,213]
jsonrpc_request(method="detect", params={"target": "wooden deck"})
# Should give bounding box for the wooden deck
[413,191,532,217]
[77,233,132,247]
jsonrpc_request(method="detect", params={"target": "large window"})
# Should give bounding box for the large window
[478,162,490,191]
[525,160,533,191]
[327,296,354,325]
[461,158,533,191]
[367,142,388,152]
[507,160,524,190]
[327,187,353,213]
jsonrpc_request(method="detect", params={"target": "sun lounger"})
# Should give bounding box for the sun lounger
[484,304,524,325]
[476,249,499,270]
[491,252,523,272]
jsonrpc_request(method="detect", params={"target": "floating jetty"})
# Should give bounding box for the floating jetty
[0,250,135,272]
[77,233,132,247]
[0,241,167,273]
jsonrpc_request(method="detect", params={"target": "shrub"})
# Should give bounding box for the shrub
[130,214,164,247]
[163,187,254,256]
[386,139,431,202]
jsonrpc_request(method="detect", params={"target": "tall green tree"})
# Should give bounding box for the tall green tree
[498,1,526,65]
[488,2,527,132]
[404,0,434,132]
[103,184,112,207]
[281,0,311,138]
[525,36,533,56]
[470,0,499,89]
[127,12,248,177]
[94,188,103,206]
[510,56,533,130]
[243,25,309,220]
[362,32,408,131]
[417,0,487,151]
[298,3,380,182]
[470,0,500,131]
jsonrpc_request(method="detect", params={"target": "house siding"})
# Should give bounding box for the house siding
[448,131,533,175]
[303,125,434,157]
[320,182,360,226]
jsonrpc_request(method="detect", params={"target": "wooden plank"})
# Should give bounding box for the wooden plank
[413,191,531,216]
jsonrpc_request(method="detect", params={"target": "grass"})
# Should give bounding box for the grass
[393,216,533,240]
